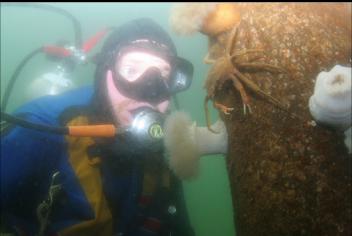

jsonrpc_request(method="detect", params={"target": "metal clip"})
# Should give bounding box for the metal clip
[37,171,62,236]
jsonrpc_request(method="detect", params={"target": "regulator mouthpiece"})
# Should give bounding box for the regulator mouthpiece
[125,107,165,151]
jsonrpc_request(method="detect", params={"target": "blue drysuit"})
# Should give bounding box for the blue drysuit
[1,86,194,236]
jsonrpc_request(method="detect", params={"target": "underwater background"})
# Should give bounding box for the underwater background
[0,3,235,236]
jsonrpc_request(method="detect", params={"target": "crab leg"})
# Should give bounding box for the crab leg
[232,49,264,58]
[229,73,252,115]
[204,96,219,133]
[237,62,287,73]
[214,102,234,115]
[245,54,266,63]
[225,22,240,54]
[232,67,290,113]
[203,52,216,64]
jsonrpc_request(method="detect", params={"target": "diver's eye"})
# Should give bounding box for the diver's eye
[122,66,136,76]
[119,65,141,80]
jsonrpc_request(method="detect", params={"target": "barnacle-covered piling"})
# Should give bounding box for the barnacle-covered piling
[215,3,352,236]
[172,2,352,235]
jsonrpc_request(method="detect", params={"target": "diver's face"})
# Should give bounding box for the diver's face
[106,51,171,127]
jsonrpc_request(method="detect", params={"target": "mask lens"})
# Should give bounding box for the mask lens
[115,48,171,82]
[168,57,193,94]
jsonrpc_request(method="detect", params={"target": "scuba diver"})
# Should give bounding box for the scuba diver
[1,18,195,236]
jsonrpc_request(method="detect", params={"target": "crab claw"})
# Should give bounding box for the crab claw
[214,102,234,115]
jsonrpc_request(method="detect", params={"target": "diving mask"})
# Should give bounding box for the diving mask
[111,44,193,104]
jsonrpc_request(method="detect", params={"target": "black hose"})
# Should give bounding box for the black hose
[0,111,68,135]
[2,3,83,47]
[1,47,43,112]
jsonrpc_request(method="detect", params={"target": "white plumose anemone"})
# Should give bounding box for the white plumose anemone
[169,3,217,35]
[163,111,228,180]
[309,65,351,130]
